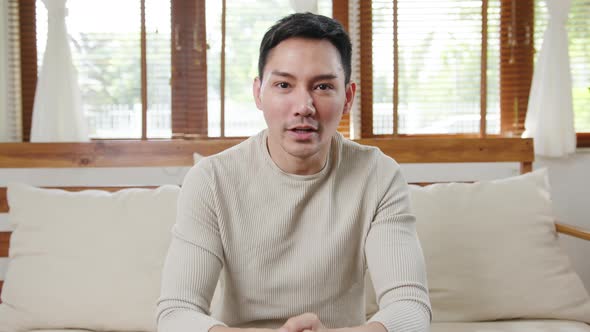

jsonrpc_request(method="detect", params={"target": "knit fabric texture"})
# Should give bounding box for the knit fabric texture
[157,130,431,332]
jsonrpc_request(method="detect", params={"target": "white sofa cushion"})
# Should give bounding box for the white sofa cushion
[0,184,180,332]
[432,320,590,332]
[22,320,590,332]
[366,169,590,323]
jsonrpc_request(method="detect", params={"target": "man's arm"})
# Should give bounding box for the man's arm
[364,159,432,332]
[157,163,227,332]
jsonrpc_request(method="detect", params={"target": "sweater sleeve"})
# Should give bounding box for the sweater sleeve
[365,158,432,332]
[157,161,227,332]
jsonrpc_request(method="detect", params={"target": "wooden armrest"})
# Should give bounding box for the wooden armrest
[556,222,590,241]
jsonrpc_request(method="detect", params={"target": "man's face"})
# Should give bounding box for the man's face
[253,37,355,167]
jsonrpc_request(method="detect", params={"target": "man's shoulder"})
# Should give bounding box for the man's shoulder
[339,136,400,170]
[340,136,380,155]
[195,131,263,173]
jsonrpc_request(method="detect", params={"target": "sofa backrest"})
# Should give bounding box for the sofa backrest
[0,137,534,299]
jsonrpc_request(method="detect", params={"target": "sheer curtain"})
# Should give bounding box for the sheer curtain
[523,0,576,157]
[289,0,318,13]
[30,0,88,142]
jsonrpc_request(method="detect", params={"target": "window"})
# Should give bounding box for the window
[359,0,534,138]
[359,0,589,144]
[31,0,332,140]
[8,0,589,144]
[36,0,166,139]
[370,0,501,136]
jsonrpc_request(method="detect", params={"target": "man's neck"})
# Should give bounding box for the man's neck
[266,139,330,176]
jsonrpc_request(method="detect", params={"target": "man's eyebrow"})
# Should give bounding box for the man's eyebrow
[313,74,339,81]
[270,70,296,79]
[269,71,339,81]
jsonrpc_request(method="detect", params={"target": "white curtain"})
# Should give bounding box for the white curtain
[289,0,318,13]
[31,0,88,142]
[523,0,576,157]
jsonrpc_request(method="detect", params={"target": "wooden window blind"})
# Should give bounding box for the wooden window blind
[18,0,36,142]
[333,0,351,137]
[499,0,534,137]
[348,0,361,139]
[486,0,501,135]
[171,0,208,139]
[2,0,22,142]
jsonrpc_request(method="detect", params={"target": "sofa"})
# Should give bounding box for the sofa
[0,138,588,332]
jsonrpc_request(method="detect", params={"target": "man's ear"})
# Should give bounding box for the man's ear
[343,82,356,115]
[253,77,263,110]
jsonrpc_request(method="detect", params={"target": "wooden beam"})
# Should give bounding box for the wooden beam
[577,133,590,148]
[0,138,534,168]
[0,139,243,168]
[556,222,590,241]
[0,189,6,213]
[0,232,10,257]
[520,161,533,174]
[357,137,534,163]
[18,0,37,142]
[359,0,373,137]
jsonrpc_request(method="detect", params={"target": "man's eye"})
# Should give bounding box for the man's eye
[316,84,332,90]
[277,82,290,89]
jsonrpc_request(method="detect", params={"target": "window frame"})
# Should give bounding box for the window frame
[357,0,589,147]
[13,0,589,147]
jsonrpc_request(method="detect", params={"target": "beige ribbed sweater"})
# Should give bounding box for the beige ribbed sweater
[157,130,431,332]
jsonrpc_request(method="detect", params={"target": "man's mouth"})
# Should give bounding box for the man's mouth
[288,124,318,133]
[290,128,317,133]
[286,125,319,139]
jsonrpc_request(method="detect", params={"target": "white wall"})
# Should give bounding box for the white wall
[0,151,589,291]
[536,149,590,291]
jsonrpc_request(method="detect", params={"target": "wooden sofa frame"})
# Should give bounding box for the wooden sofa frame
[1,137,589,298]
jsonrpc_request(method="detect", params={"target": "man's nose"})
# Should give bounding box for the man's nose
[294,89,315,117]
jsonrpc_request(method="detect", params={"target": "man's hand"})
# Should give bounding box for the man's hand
[278,313,327,332]
[277,314,387,332]
[210,326,275,332]
[210,315,386,332]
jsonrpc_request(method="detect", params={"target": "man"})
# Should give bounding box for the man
[157,12,431,332]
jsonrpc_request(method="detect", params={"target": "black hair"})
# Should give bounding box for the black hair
[258,12,352,84]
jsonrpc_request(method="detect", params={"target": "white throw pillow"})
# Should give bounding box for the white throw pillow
[366,169,590,323]
[0,184,180,332]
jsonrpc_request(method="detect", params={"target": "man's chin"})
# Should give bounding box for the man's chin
[284,143,321,160]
